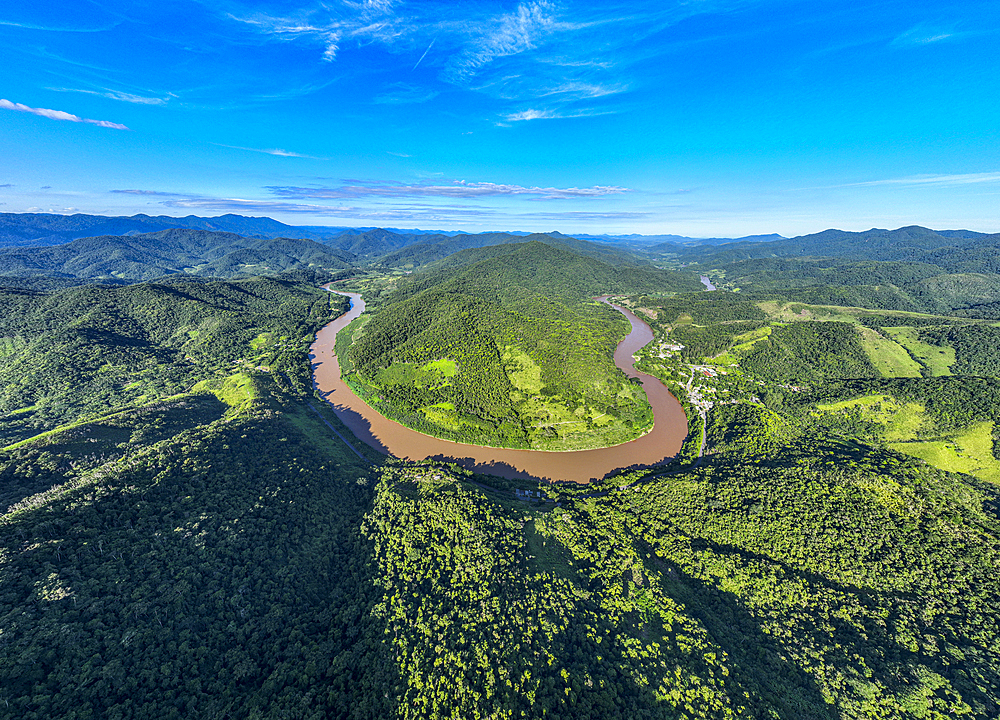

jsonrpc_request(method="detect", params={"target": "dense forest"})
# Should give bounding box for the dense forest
[2,218,1000,718]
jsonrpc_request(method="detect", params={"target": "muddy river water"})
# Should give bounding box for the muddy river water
[309,291,688,483]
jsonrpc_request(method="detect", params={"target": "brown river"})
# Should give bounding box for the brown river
[309,291,688,483]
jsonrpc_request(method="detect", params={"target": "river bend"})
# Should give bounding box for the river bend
[309,291,688,483]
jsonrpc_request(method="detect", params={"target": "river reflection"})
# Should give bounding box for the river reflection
[309,290,688,483]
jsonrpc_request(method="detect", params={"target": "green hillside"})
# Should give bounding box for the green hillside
[0,277,340,436]
[344,242,701,449]
[0,228,354,283]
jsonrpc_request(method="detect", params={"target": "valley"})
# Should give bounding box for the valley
[1,216,999,719]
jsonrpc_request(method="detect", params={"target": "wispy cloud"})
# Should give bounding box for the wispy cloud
[0,98,128,129]
[160,196,645,224]
[161,197,356,214]
[0,19,117,33]
[502,107,616,123]
[892,23,958,47]
[444,1,557,83]
[217,1,674,120]
[0,184,13,188]
[504,109,556,122]
[212,143,324,159]
[226,2,407,64]
[47,86,172,106]
[111,189,192,197]
[824,172,1000,189]
[266,179,629,200]
[538,81,627,99]
[373,83,439,105]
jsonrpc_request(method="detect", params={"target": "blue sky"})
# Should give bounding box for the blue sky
[1,0,998,236]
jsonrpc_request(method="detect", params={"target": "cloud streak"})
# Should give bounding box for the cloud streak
[162,197,356,214]
[47,87,172,106]
[160,195,645,223]
[373,83,439,104]
[824,172,1000,189]
[212,143,324,159]
[266,179,629,200]
[892,23,958,47]
[0,98,128,129]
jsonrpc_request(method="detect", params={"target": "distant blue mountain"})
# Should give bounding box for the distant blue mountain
[0,213,351,248]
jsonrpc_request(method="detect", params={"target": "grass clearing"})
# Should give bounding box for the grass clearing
[282,402,378,472]
[504,347,544,396]
[192,372,258,412]
[421,358,458,378]
[419,402,468,432]
[884,327,955,376]
[376,358,457,391]
[889,422,1000,483]
[856,326,923,378]
[814,394,929,442]
[731,325,772,352]
[758,301,858,323]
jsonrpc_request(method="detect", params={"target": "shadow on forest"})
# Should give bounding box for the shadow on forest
[645,550,841,719]
[0,394,229,513]
[0,409,403,719]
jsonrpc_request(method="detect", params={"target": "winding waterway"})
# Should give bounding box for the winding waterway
[309,291,688,483]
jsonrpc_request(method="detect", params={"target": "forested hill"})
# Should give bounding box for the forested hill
[666,226,1000,318]
[0,228,354,283]
[343,242,700,450]
[373,231,648,269]
[0,276,337,437]
[406,240,702,302]
[323,227,650,268]
[0,212,349,248]
[673,225,996,267]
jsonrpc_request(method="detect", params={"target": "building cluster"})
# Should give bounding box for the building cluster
[514,488,554,502]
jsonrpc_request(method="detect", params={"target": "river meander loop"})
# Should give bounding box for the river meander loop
[310,290,688,483]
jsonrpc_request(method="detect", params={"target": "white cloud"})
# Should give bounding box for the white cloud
[505,109,555,122]
[826,172,1000,189]
[212,143,323,159]
[0,98,128,129]
[892,24,958,47]
[47,87,172,106]
[502,107,616,123]
[266,179,629,200]
[445,1,556,82]
[227,2,407,64]
[111,189,191,197]
[162,197,355,214]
